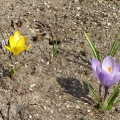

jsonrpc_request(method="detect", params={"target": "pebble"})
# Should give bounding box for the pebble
[59,96,61,99]
[43,106,47,110]
[30,84,36,88]
[74,0,79,2]
[75,105,80,109]
[47,5,50,8]
[76,13,79,17]
[66,104,71,108]
[46,61,50,65]
[43,1,47,6]
[54,68,56,71]
[50,109,54,114]
[87,109,91,112]
[76,7,80,10]
[29,115,32,118]
[107,22,111,26]
[113,12,116,16]
[76,100,81,103]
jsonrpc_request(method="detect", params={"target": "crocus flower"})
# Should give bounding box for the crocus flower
[92,56,120,100]
[5,30,31,56]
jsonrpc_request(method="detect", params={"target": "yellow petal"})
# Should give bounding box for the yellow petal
[12,47,20,56]
[14,30,21,43]
[11,36,27,56]
[24,44,31,50]
[9,36,16,49]
[4,45,12,52]
[16,36,26,49]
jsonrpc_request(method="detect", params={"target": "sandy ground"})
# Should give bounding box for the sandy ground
[0,0,120,120]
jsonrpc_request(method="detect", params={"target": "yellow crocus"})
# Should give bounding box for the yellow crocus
[5,30,31,56]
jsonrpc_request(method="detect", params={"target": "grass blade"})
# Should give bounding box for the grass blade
[111,43,120,57]
[84,79,102,109]
[111,100,120,110]
[107,83,120,110]
[15,56,38,71]
[109,33,120,56]
[84,32,100,60]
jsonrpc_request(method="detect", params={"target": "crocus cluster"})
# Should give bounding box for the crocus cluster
[5,30,31,56]
[92,56,120,100]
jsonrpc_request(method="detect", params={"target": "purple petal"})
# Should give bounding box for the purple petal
[98,71,112,87]
[91,58,100,78]
[115,63,120,73]
[102,56,116,74]
[91,58,100,69]
[96,64,102,79]
[92,68,98,79]
[112,72,120,84]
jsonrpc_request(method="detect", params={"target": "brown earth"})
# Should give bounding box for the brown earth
[0,0,120,120]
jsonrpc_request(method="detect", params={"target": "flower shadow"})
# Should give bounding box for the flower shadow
[57,77,94,104]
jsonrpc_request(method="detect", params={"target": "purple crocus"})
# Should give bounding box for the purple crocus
[92,56,120,100]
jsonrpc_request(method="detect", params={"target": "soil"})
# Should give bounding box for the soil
[0,0,120,120]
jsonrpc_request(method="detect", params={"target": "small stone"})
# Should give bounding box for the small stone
[30,29,35,33]
[47,5,50,8]
[54,68,56,71]
[43,1,47,6]
[74,0,79,2]
[66,104,71,108]
[75,105,80,109]
[77,7,80,10]
[30,84,36,88]
[76,100,80,103]
[59,96,61,99]
[50,109,54,113]
[113,13,116,16]
[107,22,111,26]
[46,61,49,65]
[87,109,90,112]
[76,13,79,17]
[43,106,47,110]
[36,8,40,12]
[29,115,32,118]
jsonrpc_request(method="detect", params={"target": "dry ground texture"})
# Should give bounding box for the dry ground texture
[0,0,120,120]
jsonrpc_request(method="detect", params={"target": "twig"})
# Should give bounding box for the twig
[7,102,10,120]
[0,109,5,120]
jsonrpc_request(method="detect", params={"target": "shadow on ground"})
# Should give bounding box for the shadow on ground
[57,77,95,104]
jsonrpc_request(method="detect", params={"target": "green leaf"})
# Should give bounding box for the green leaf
[112,100,120,109]
[15,56,38,71]
[84,79,102,109]
[107,100,120,110]
[107,83,120,110]
[111,43,120,57]
[109,33,120,56]
[84,32,100,60]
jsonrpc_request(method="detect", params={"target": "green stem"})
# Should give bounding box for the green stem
[101,86,109,111]
[15,56,38,71]
[101,97,108,111]
[8,54,15,79]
